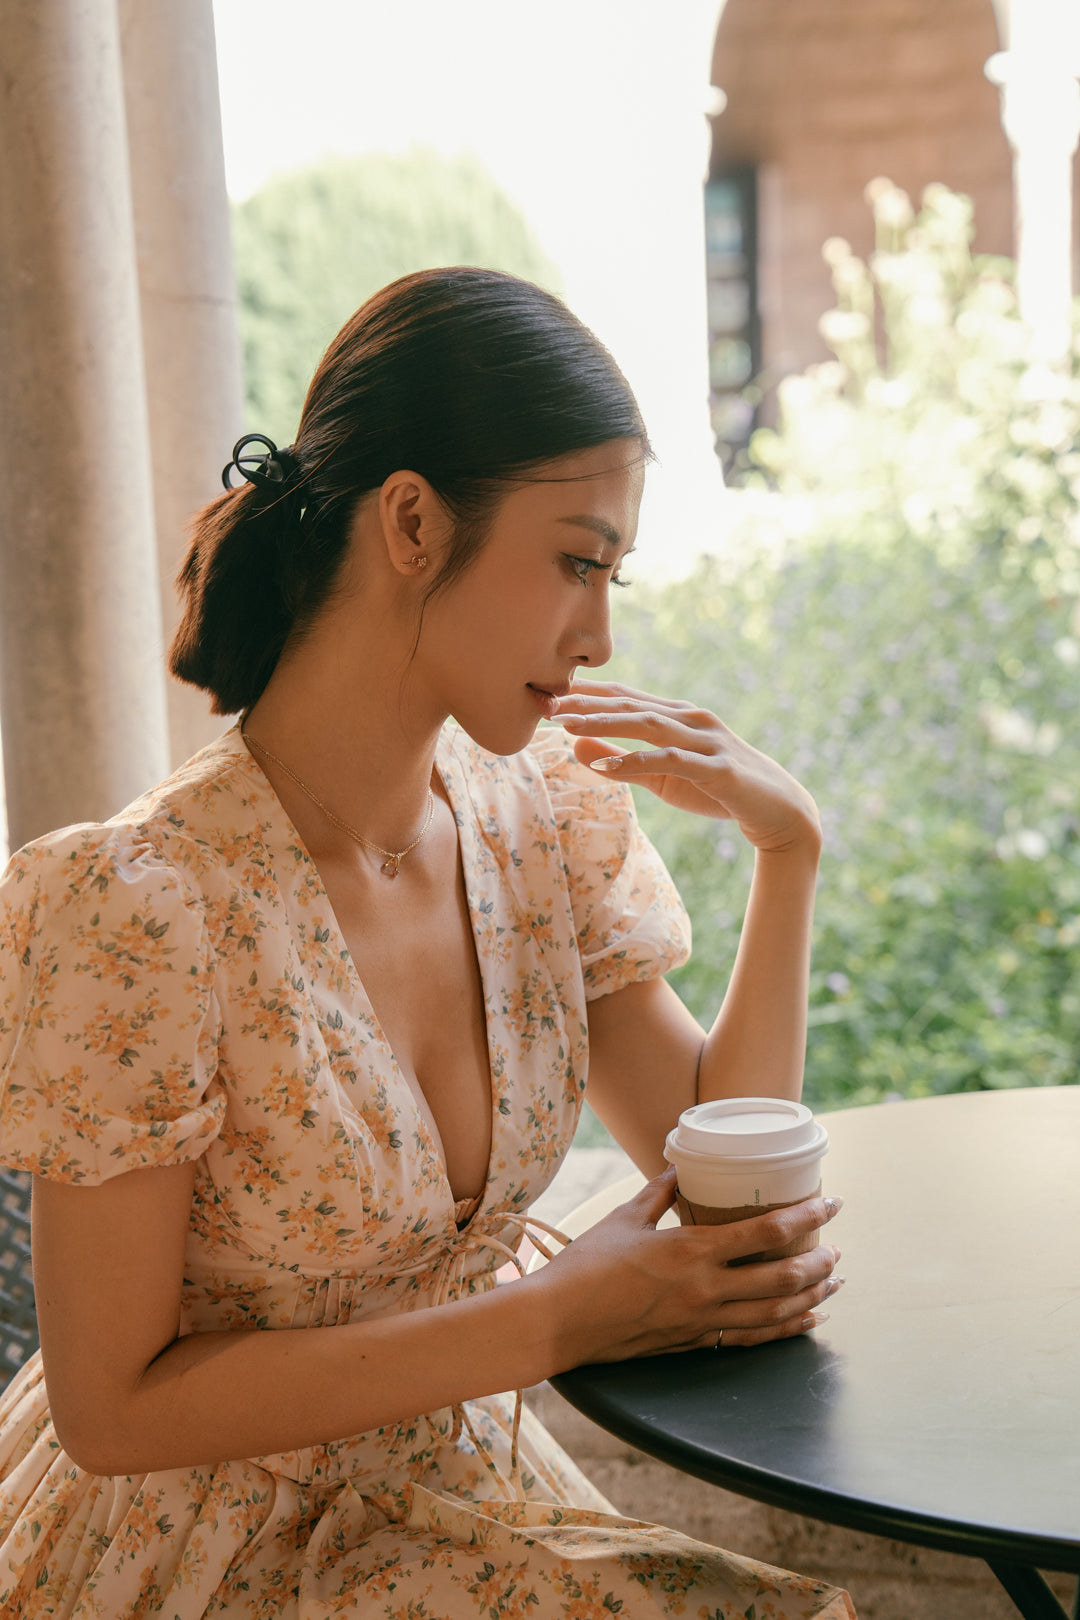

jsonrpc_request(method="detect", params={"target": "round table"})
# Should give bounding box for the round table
[548,1088,1080,1620]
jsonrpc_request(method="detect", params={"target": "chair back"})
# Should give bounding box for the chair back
[0,1169,38,1389]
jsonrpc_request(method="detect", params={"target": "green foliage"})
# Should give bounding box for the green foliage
[611,182,1080,1111]
[232,149,561,444]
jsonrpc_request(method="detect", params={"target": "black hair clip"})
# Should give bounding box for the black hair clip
[222,434,302,493]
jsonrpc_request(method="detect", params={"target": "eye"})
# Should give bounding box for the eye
[564,555,631,589]
[566,555,597,586]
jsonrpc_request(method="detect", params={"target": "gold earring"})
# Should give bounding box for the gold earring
[409,555,429,569]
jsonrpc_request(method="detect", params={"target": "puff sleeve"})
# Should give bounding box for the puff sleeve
[0,824,225,1184]
[530,727,691,1000]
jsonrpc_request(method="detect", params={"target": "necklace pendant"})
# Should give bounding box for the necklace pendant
[381,854,401,878]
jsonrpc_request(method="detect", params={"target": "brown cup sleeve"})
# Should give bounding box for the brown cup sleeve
[674,1187,822,1266]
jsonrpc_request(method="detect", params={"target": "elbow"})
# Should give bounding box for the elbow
[49,1395,141,1478]
[52,1419,125,1479]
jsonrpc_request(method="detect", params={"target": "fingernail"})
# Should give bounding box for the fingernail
[830,1246,842,1264]
[824,1196,844,1219]
[589,757,623,772]
[803,1311,829,1329]
[825,1277,845,1297]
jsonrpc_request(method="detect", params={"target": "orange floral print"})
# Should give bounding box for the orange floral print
[0,725,854,1619]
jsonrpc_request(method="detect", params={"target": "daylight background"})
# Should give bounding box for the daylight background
[212,0,1080,1133]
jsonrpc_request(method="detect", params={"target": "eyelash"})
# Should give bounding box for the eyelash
[566,555,631,589]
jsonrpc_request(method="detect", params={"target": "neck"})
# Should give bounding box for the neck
[242,627,446,860]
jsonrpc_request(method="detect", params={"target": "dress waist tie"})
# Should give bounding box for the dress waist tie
[404,1211,572,1500]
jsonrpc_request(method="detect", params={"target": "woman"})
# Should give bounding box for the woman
[0,269,852,1618]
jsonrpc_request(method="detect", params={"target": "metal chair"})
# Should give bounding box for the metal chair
[0,1168,38,1390]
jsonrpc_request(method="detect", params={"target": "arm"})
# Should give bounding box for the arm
[33,1162,560,1476]
[34,1153,839,1475]
[558,680,822,1167]
[696,838,819,1103]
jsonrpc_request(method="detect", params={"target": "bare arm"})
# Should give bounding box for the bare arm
[585,846,816,1174]
[559,681,822,1167]
[33,1153,839,1475]
[695,839,819,1103]
[33,1162,560,1476]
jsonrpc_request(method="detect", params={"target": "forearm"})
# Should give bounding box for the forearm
[65,1271,562,1477]
[697,841,820,1104]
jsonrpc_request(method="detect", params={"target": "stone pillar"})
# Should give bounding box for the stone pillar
[0,0,170,851]
[118,0,246,764]
[986,0,1080,361]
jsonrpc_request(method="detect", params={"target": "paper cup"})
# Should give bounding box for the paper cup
[664,1097,829,1265]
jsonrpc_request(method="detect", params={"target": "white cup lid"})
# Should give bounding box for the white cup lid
[669,1096,822,1158]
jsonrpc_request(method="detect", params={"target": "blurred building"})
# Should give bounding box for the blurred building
[2,0,1078,844]
[705,0,1080,467]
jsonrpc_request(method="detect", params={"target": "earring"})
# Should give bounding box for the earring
[409,555,429,569]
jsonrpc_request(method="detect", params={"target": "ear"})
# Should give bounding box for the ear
[378,470,449,579]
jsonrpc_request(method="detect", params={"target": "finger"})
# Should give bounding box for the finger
[619,1165,678,1228]
[562,679,698,710]
[717,1310,831,1349]
[557,693,695,723]
[556,699,706,734]
[557,713,708,755]
[569,736,630,767]
[714,1196,844,1267]
[702,1241,839,1306]
[717,1270,845,1333]
[583,747,711,782]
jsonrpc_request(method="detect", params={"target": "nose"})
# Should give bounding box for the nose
[566,584,614,670]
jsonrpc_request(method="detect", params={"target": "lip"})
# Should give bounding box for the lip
[527,682,572,719]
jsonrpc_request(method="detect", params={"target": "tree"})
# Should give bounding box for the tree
[232,148,561,443]
[609,183,1080,1111]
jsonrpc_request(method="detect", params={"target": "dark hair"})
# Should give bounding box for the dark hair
[169,267,650,715]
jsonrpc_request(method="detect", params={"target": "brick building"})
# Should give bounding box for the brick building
[705,0,1080,459]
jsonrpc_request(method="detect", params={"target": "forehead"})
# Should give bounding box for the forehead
[508,442,645,539]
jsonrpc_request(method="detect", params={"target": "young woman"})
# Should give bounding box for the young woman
[0,269,852,1618]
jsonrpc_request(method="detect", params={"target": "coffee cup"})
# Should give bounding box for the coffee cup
[663,1097,829,1265]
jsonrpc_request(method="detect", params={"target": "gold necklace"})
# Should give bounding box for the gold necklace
[243,731,436,879]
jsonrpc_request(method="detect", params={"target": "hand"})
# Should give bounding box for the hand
[539,1167,843,1364]
[552,680,821,855]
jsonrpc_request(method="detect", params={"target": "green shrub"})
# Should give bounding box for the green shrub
[612,182,1080,1112]
[232,149,560,444]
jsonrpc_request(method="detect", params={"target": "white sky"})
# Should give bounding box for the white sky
[211,0,729,580]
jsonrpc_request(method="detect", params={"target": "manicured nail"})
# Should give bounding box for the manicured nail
[823,1196,844,1219]
[803,1312,829,1329]
[589,757,623,772]
[825,1277,845,1297]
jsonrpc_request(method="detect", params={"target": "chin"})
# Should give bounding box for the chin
[451,708,541,759]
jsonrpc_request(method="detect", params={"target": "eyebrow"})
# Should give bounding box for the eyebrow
[556,515,634,553]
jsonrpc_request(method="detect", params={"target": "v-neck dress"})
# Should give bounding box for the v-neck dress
[0,724,855,1620]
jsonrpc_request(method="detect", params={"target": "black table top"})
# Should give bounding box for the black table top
[551,1087,1080,1572]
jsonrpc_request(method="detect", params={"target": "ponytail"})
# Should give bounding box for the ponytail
[169,268,649,715]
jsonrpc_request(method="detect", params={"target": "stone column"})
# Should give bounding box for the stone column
[118,0,246,765]
[986,0,1080,361]
[0,0,170,851]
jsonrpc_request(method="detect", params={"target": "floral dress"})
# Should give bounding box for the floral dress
[0,723,855,1619]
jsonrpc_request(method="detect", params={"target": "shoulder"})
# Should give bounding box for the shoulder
[0,727,268,976]
[441,728,692,1000]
